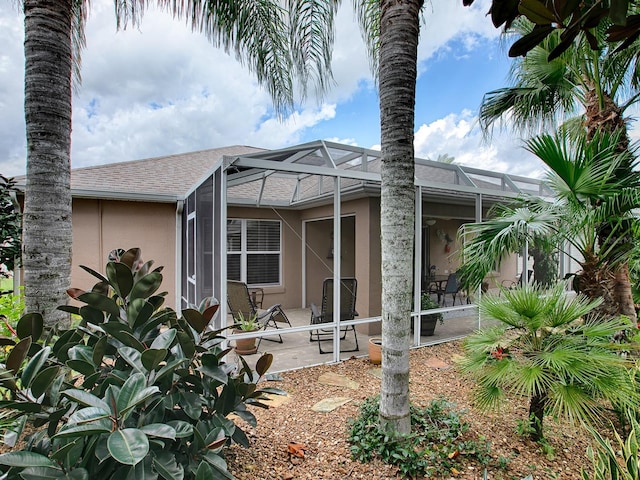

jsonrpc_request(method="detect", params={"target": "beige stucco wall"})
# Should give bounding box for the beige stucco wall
[72,198,178,308]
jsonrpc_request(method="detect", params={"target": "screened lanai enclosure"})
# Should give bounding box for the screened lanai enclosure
[181,140,553,371]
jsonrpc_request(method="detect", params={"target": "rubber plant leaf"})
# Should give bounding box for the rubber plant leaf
[107,428,149,466]
[16,313,43,342]
[106,261,134,299]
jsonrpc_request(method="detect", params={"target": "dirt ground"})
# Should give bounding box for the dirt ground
[225,340,605,480]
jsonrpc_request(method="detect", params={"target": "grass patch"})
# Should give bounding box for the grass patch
[0,277,12,292]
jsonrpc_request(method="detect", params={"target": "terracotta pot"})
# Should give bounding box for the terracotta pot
[368,337,382,365]
[234,329,258,355]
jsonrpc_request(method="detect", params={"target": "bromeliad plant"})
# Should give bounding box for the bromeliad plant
[0,248,283,480]
[458,281,639,442]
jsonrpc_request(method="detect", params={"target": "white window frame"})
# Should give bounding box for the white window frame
[227,218,282,287]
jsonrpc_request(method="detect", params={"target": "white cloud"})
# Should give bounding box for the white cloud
[0,0,517,179]
[414,110,547,178]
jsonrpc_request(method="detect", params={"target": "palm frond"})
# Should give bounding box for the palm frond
[459,202,561,290]
[548,383,601,426]
[155,0,338,116]
[353,0,379,78]
[287,0,338,100]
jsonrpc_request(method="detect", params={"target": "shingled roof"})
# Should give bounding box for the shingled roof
[16,145,263,202]
[71,145,264,201]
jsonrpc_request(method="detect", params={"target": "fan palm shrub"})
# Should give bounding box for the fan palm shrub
[458,281,639,442]
[459,129,640,320]
[479,18,640,320]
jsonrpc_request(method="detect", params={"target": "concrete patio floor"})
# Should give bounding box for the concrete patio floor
[227,304,488,373]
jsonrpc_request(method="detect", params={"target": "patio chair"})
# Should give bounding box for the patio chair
[440,272,463,306]
[227,280,291,348]
[500,269,533,293]
[309,277,359,354]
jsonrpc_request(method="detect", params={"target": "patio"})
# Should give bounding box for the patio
[227,302,488,373]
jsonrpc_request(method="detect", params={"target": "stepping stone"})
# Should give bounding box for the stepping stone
[425,357,451,370]
[318,372,359,389]
[261,393,290,407]
[368,367,382,379]
[311,397,352,412]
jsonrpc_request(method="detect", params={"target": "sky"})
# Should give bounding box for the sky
[1,0,564,180]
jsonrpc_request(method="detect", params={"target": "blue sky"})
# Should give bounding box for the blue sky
[0,0,549,179]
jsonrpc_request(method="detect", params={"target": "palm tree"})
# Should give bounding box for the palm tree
[21,0,335,328]
[376,0,422,435]
[22,0,420,435]
[458,281,638,442]
[460,129,640,319]
[22,0,75,329]
[479,22,640,319]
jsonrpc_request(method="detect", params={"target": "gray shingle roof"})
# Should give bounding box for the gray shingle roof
[71,145,263,200]
[15,145,264,202]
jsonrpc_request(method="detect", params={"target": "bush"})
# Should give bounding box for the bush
[582,417,640,479]
[349,396,491,478]
[0,248,283,479]
[0,288,23,338]
[458,281,639,442]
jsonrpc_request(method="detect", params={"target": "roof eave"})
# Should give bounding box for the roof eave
[70,189,179,203]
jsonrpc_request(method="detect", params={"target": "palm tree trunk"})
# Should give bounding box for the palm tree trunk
[529,391,547,442]
[22,0,73,329]
[378,0,422,436]
[614,263,636,319]
[584,89,637,323]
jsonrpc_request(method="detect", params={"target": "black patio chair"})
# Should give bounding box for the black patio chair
[440,272,463,306]
[500,269,533,294]
[227,280,291,348]
[309,277,359,354]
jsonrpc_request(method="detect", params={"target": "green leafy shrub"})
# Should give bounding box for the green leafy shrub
[458,281,639,442]
[582,417,640,479]
[0,288,24,338]
[349,396,491,478]
[0,248,283,479]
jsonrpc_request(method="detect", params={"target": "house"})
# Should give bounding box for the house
[15,140,554,361]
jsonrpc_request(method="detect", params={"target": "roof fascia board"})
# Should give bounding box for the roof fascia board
[70,189,178,203]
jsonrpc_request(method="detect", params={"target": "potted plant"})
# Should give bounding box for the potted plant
[233,312,261,355]
[412,293,444,336]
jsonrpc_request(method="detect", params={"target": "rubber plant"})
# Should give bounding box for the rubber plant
[0,248,283,480]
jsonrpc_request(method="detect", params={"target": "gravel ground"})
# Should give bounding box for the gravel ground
[226,340,600,480]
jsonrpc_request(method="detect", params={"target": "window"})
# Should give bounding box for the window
[227,219,281,286]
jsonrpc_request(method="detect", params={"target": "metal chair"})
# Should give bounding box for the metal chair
[226,280,291,347]
[309,277,359,354]
[441,272,462,306]
[500,270,533,293]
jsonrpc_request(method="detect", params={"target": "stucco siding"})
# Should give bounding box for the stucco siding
[72,198,178,308]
